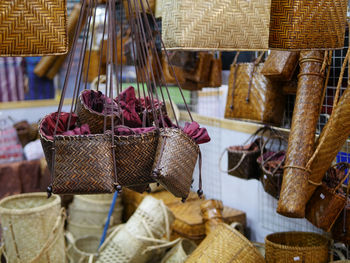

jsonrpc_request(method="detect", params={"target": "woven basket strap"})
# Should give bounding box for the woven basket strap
[305,48,350,179]
[318,51,333,115]
[28,208,66,263]
[0,242,8,262]
[218,148,247,173]
[329,162,350,192]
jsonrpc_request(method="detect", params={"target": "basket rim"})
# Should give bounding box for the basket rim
[160,127,199,152]
[79,89,119,118]
[73,235,100,257]
[265,231,329,250]
[114,129,159,139]
[0,193,60,215]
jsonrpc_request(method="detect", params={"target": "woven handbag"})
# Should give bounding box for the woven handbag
[208,52,222,88]
[261,51,299,81]
[152,128,200,201]
[225,52,285,125]
[305,163,349,232]
[0,0,68,56]
[162,0,347,51]
[186,223,265,263]
[332,205,350,245]
[265,232,329,263]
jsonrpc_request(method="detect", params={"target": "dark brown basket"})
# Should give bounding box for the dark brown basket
[152,128,199,200]
[114,130,159,188]
[226,145,261,180]
[76,90,119,134]
[332,205,350,245]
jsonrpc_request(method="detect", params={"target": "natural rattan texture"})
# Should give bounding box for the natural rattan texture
[114,130,158,187]
[169,199,246,243]
[269,0,347,50]
[0,0,68,56]
[265,232,329,263]
[161,238,197,263]
[53,134,115,194]
[225,63,285,125]
[76,90,119,134]
[306,84,350,206]
[261,51,299,81]
[97,196,175,263]
[152,128,199,200]
[200,200,224,235]
[0,193,65,263]
[186,223,265,263]
[162,0,271,50]
[305,184,346,232]
[277,51,326,218]
[227,147,261,180]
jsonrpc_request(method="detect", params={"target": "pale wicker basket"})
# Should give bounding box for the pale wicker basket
[161,238,197,263]
[96,196,175,263]
[0,193,66,263]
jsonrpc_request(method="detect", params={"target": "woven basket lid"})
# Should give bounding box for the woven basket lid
[169,199,246,239]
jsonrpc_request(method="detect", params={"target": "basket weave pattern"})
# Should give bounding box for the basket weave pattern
[162,0,271,50]
[53,134,115,194]
[153,128,199,199]
[265,232,329,263]
[115,131,158,187]
[269,0,347,49]
[0,0,68,56]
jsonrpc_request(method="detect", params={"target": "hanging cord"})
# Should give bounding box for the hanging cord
[230,51,240,110]
[145,0,193,122]
[96,2,108,92]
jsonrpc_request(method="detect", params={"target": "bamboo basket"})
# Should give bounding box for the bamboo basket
[67,234,100,263]
[0,193,66,263]
[186,223,265,263]
[96,196,175,263]
[265,232,329,263]
[161,238,197,263]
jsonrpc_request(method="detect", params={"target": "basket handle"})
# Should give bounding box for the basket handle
[28,208,66,263]
[218,148,247,174]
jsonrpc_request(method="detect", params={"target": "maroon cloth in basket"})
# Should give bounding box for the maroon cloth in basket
[115,86,142,127]
[82,90,119,115]
[183,121,210,145]
[40,112,91,140]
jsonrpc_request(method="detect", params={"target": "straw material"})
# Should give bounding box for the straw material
[169,199,246,243]
[0,0,68,56]
[114,130,159,188]
[161,239,197,263]
[261,51,299,81]
[96,196,175,263]
[200,200,224,235]
[277,51,326,218]
[162,0,271,50]
[186,223,265,263]
[0,193,66,263]
[76,90,119,134]
[153,128,199,200]
[121,189,199,221]
[269,0,347,50]
[52,134,116,194]
[265,232,329,263]
[67,235,100,263]
[225,62,285,125]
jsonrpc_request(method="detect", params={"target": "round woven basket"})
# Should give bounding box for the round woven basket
[0,193,66,263]
[265,232,329,263]
[97,196,175,263]
[161,238,197,263]
[186,223,265,263]
[67,235,100,263]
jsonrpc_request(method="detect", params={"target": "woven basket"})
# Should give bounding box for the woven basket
[152,128,199,200]
[186,223,265,263]
[332,205,350,245]
[67,220,119,240]
[269,0,347,50]
[96,196,175,263]
[225,58,285,126]
[161,238,197,263]
[261,51,299,81]
[114,130,159,188]
[76,90,119,134]
[162,0,271,50]
[169,199,246,244]
[277,51,327,218]
[67,235,99,263]
[265,232,329,263]
[0,0,68,56]
[0,193,66,263]
[162,0,347,51]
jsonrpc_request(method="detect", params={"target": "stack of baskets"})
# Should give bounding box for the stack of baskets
[67,194,123,239]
